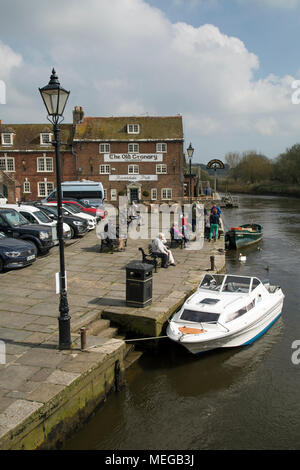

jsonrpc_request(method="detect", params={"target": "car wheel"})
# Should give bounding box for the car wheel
[70,226,75,238]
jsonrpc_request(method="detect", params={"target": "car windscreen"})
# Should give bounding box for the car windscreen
[2,211,28,226]
[34,210,52,223]
[63,204,80,213]
[180,309,220,323]
[42,206,58,216]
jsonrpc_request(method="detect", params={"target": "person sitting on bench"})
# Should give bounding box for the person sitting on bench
[152,233,176,268]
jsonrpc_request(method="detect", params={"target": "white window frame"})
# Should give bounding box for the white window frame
[99,143,110,153]
[1,133,14,146]
[156,143,167,153]
[40,133,52,146]
[38,181,54,197]
[156,164,167,174]
[161,188,172,200]
[127,124,140,134]
[111,189,117,201]
[128,164,139,174]
[37,156,53,172]
[99,164,110,174]
[151,188,157,201]
[128,143,139,153]
[23,180,31,193]
[0,156,15,172]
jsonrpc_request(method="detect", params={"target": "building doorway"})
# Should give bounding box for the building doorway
[0,183,8,199]
[130,188,139,203]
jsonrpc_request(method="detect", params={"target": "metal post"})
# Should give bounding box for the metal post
[53,122,71,349]
[189,157,192,204]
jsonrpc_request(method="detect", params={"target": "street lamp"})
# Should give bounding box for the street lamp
[39,68,71,350]
[187,142,194,204]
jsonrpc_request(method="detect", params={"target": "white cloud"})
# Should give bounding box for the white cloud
[0,0,299,157]
[0,41,22,80]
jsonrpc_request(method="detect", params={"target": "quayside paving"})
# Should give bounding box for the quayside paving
[0,225,225,449]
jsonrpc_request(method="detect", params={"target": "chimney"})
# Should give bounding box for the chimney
[73,106,84,125]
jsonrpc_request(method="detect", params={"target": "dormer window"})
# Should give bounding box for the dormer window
[1,133,14,146]
[40,133,52,146]
[127,123,140,134]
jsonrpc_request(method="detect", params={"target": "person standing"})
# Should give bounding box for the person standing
[209,209,220,242]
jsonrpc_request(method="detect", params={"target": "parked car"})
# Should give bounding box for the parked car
[35,204,89,238]
[47,198,105,220]
[0,193,7,205]
[3,204,72,244]
[61,203,97,230]
[0,231,37,272]
[0,208,54,255]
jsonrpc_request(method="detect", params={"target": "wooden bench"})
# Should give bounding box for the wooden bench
[138,245,161,273]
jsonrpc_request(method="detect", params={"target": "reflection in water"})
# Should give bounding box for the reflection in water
[65,195,300,450]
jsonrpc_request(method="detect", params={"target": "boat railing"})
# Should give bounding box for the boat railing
[216,321,230,333]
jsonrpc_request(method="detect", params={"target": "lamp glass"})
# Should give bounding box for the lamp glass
[187,143,194,159]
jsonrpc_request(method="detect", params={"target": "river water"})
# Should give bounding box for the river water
[65,194,300,450]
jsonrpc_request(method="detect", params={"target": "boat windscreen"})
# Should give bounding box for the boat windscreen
[199,274,225,290]
[180,309,220,323]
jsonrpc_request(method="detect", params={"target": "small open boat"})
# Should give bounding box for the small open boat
[225,223,263,249]
[167,274,284,355]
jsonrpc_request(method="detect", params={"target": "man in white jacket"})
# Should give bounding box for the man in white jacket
[151,233,176,268]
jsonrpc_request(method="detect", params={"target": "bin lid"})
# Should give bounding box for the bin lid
[126,260,153,271]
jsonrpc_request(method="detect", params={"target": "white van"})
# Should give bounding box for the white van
[44,180,104,207]
[4,204,71,244]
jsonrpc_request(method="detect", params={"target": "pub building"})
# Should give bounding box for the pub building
[0,107,186,205]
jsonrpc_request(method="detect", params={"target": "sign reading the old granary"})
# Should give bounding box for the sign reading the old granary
[104,153,163,162]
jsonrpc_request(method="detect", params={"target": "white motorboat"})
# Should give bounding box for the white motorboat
[167,274,284,355]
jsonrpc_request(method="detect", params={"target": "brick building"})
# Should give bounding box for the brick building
[0,121,74,203]
[0,108,185,204]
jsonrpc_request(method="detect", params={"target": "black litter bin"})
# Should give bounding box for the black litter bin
[126,260,153,308]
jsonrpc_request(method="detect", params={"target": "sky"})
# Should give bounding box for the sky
[1,0,300,163]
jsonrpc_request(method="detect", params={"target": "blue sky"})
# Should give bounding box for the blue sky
[1,0,300,163]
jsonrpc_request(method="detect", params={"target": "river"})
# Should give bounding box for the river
[64,194,300,450]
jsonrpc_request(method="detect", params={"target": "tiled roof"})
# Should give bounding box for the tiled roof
[0,124,73,151]
[73,116,184,141]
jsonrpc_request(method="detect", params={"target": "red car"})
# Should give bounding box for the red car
[47,199,105,220]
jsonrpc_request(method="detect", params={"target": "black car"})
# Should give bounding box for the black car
[0,208,54,255]
[36,204,89,238]
[0,231,37,272]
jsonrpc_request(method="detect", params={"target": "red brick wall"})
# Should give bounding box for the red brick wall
[0,151,76,201]
[74,141,185,203]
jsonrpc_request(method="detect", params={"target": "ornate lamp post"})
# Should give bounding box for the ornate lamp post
[187,142,194,204]
[39,68,71,349]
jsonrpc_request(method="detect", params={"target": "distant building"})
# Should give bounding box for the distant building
[0,108,185,204]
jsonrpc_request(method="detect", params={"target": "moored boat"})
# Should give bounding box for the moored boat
[167,274,284,355]
[225,223,263,249]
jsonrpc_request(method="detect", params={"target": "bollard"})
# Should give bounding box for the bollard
[80,327,87,350]
[210,255,215,271]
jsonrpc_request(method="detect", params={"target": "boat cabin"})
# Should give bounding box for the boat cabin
[174,274,272,326]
